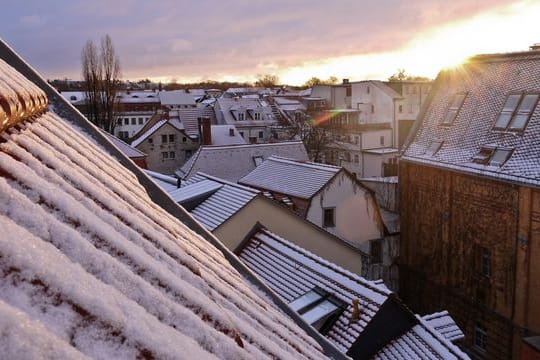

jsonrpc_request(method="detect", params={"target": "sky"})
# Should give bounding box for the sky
[1,0,539,85]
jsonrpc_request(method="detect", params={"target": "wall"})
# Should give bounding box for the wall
[360,129,392,149]
[135,123,199,174]
[214,196,366,275]
[399,161,528,360]
[306,171,383,252]
[350,82,394,128]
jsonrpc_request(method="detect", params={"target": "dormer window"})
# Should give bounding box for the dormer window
[493,93,538,132]
[472,146,513,166]
[442,93,467,125]
[238,112,245,121]
[254,112,261,120]
[289,288,344,334]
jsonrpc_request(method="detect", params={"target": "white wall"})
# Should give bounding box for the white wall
[306,171,383,251]
[350,82,395,126]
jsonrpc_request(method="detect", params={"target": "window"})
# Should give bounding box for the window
[480,247,491,277]
[323,208,335,227]
[182,137,187,143]
[380,136,385,146]
[148,138,153,144]
[124,118,129,125]
[70,95,77,101]
[494,93,538,131]
[161,151,169,160]
[169,134,175,143]
[398,105,403,113]
[138,117,143,124]
[354,154,359,163]
[370,240,382,264]
[371,104,375,113]
[474,323,487,351]
[442,93,467,125]
[288,288,344,334]
[425,141,443,156]
[366,85,370,94]
[239,131,244,138]
[258,131,264,139]
[238,112,245,121]
[253,156,264,166]
[254,112,261,120]
[354,136,359,144]
[346,86,351,97]
[116,118,122,125]
[472,146,513,166]
[169,151,175,159]
[161,134,168,144]
[118,131,129,140]
[131,118,136,125]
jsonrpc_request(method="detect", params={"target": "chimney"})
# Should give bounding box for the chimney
[530,43,540,51]
[229,128,235,136]
[198,116,212,145]
[342,78,349,84]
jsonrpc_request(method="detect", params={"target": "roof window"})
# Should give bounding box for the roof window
[472,146,513,166]
[289,288,344,334]
[441,93,467,125]
[425,141,443,156]
[493,93,538,132]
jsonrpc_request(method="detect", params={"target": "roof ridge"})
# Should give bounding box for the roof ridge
[196,172,260,193]
[267,155,341,172]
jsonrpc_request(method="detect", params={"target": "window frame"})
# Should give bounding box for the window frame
[288,287,345,334]
[472,146,513,167]
[441,92,467,125]
[323,207,336,228]
[493,93,539,132]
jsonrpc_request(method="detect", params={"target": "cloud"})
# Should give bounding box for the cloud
[1,0,521,83]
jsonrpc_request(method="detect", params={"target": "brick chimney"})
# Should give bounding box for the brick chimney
[198,116,212,145]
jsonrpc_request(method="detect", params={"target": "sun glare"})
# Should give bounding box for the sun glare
[279,0,540,85]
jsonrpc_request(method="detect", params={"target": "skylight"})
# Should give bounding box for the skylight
[494,93,538,131]
[425,140,443,156]
[441,93,467,125]
[288,288,344,334]
[472,146,513,166]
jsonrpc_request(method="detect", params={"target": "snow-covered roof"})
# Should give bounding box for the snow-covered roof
[144,170,179,192]
[239,156,341,199]
[210,125,246,146]
[422,311,465,342]
[130,118,167,147]
[100,130,147,158]
[362,147,399,155]
[169,178,223,203]
[159,90,196,106]
[402,50,540,188]
[237,227,468,359]
[181,173,259,231]
[0,38,339,360]
[178,141,309,181]
[216,97,275,125]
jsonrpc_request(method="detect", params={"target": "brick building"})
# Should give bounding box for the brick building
[400,48,540,359]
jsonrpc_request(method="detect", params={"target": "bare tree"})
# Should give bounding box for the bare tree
[255,74,279,88]
[81,34,121,133]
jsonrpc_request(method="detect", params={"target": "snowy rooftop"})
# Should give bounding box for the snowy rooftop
[239,156,341,199]
[179,173,260,231]
[402,50,540,188]
[177,141,309,181]
[159,90,197,106]
[0,39,338,360]
[237,227,468,359]
[210,125,246,146]
[100,130,147,158]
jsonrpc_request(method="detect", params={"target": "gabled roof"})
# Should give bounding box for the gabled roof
[239,156,341,199]
[402,49,540,187]
[351,80,403,99]
[237,227,468,359]
[130,118,168,147]
[422,311,465,342]
[216,97,275,125]
[177,141,309,181]
[100,129,147,158]
[0,38,339,359]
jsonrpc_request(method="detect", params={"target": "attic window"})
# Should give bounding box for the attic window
[472,146,513,166]
[323,208,335,228]
[238,112,245,121]
[441,93,467,125]
[254,112,261,120]
[289,288,344,334]
[253,156,263,166]
[493,93,538,132]
[425,140,443,156]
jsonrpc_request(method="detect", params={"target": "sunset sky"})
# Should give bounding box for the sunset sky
[1,0,539,85]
